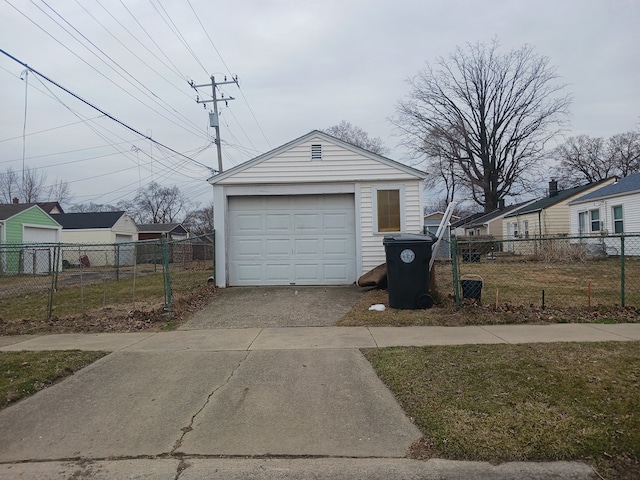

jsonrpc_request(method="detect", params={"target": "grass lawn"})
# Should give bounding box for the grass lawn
[364,341,640,480]
[0,271,217,335]
[0,350,107,409]
[454,257,640,308]
[0,270,211,321]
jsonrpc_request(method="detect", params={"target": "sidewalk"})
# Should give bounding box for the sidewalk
[2,323,637,479]
[1,322,639,352]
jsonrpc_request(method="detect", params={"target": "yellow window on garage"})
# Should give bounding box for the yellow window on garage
[377,189,401,232]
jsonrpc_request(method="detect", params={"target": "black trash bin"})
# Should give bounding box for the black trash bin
[461,275,483,302]
[383,234,434,309]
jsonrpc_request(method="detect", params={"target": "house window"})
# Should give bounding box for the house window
[578,211,587,236]
[311,144,322,160]
[523,220,529,239]
[511,222,519,238]
[590,209,601,232]
[613,205,624,234]
[377,189,401,232]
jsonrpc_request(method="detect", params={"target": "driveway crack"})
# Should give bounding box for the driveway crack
[246,328,263,350]
[366,327,380,348]
[170,351,251,455]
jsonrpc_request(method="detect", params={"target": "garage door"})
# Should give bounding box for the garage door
[228,194,356,286]
[23,226,58,274]
[115,234,135,266]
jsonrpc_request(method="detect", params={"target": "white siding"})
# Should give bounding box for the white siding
[569,192,640,256]
[570,192,640,236]
[111,214,139,242]
[59,229,113,244]
[211,133,426,286]
[217,139,420,185]
[359,181,423,273]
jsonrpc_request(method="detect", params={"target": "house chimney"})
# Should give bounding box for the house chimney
[549,179,558,197]
[12,197,19,204]
[498,199,505,210]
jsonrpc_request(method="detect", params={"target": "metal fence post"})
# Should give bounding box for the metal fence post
[115,243,120,281]
[47,245,59,319]
[451,233,461,308]
[620,235,625,307]
[161,233,172,315]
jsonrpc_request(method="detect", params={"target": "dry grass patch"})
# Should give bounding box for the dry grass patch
[457,257,640,307]
[364,342,640,479]
[0,276,218,335]
[337,288,639,326]
[0,350,107,409]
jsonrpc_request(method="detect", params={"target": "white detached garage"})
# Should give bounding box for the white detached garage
[210,130,426,287]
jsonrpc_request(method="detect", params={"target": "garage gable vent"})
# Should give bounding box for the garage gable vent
[311,144,322,160]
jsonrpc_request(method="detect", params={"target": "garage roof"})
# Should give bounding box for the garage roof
[51,211,127,229]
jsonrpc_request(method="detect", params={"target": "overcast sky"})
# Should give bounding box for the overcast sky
[1,0,638,209]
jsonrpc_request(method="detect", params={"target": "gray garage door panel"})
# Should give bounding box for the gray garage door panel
[228,195,356,286]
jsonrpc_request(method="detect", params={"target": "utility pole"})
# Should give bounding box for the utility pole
[190,76,237,174]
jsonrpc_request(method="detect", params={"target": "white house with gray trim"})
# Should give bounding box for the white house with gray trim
[209,130,426,287]
[568,173,640,255]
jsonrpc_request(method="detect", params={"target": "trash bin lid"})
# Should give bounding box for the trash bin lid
[383,234,433,246]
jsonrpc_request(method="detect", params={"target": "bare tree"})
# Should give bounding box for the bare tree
[1,166,72,205]
[183,202,214,236]
[395,40,571,213]
[68,202,120,213]
[120,182,192,224]
[553,135,612,185]
[322,121,388,155]
[19,167,48,203]
[553,131,640,185]
[608,131,640,177]
[47,177,73,205]
[0,167,19,203]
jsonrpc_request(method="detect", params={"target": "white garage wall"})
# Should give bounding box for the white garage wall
[210,132,426,287]
[359,181,423,273]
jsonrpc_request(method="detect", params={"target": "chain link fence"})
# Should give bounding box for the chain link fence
[0,233,214,321]
[439,234,640,309]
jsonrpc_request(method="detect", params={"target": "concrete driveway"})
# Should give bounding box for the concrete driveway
[180,285,366,329]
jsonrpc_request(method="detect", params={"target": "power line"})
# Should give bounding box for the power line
[185,0,271,148]
[0,115,106,144]
[0,48,214,173]
[10,1,209,141]
[151,0,209,77]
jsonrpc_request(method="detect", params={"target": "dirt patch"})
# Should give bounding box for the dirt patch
[0,284,218,336]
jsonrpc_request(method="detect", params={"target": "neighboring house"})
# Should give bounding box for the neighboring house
[451,212,484,237]
[51,211,138,266]
[209,130,426,287]
[137,223,189,241]
[423,211,460,235]
[423,211,460,259]
[0,204,62,274]
[502,179,616,252]
[137,223,190,264]
[462,201,535,238]
[568,173,640,255]
[9,198,65,214]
